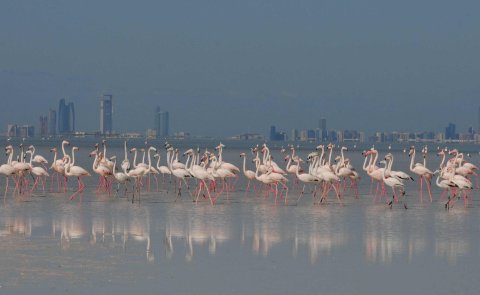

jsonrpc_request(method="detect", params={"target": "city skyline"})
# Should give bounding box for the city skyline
[1,1,479,136]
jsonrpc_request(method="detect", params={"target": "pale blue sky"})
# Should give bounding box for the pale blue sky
[1,0,479,136]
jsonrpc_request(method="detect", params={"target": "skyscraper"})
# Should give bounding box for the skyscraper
[319,117,327,141]
[58,98,75,134]
[39,116,48,137]
[445,123,456,140]
[48,108,56,136]
[100,94,113,135]
[154,107,170,138]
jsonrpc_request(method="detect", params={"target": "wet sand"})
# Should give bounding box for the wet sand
[0,146,479,294]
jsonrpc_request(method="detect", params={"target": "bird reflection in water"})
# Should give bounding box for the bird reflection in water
[164,204,232,261]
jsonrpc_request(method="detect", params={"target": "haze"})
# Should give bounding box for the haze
[0,0,479,136]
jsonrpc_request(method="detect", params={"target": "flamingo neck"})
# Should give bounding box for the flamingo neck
[439,153,446,169]
[409,149,416,171]
[61,142,67,158]
[71,148,76,166]
[371,151,379,170]
[132,150,138,168]
[242,156,247,173]
[362,154,369,171]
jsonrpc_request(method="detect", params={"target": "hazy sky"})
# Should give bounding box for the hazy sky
[1,0,479,136]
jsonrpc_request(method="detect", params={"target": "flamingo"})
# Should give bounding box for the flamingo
[154,152,171,184]
[0,146,17,196]
[253,157,279,201]
[110,156,130,197]
[28,145,48,169]
[25,150,49,194]
[210,155,237,202]
[165,147,191,200]
[384,153,414,182]
[380,160,406,209]
[121,141,131,173]
[433,169,457,209]
[64,147,91,200]
[409,146,433,203]
[240,152,256,194]
[293,157,321,204]
[185,152,214,205]
[128,146,156,201]
[12,144,32,194]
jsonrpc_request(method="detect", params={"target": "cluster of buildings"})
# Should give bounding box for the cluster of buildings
[6,101,480,144]
[6,93,176,140]
[8,98,76,138]
[269,118,365,143]
[268,114,480,144]
[6,95,112,138]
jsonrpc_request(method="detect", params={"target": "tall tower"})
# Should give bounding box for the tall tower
[319,117,327,141]
[39,116,48,137]
[100,94,113,135]
[58,99,75,134]
[154,107,169,138]
[48,108,56,136]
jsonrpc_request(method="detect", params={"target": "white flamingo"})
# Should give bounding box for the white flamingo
[64,147,91,200]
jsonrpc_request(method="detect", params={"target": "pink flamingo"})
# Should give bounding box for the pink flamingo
[409,146,433,203]
[64,147,91,200]
[240,152,256,194]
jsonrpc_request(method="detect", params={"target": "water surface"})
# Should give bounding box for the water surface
[1,143,479,294]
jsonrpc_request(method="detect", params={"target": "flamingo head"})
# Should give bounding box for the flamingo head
[62,140,70,146]
[448,149,458,155]
[239,152,246,157]
[408,146,415,157]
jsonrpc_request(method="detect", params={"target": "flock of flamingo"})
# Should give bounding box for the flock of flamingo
[0,140,477,209]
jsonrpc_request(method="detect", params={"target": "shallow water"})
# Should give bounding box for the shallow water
[1,143,480,294]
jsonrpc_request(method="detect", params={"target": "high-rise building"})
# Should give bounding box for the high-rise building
[270,126,277,141]
[48,109,56,136]
[39,116,48,137]
[19,125,35,138]
[7,124,18,137]
[445,123,456,140]
[291,129,299,141]
[319,118,327,141]
[100,94,113,135]
[58,98,75,134]
[269,125,286,141]
[154,107,170,138]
